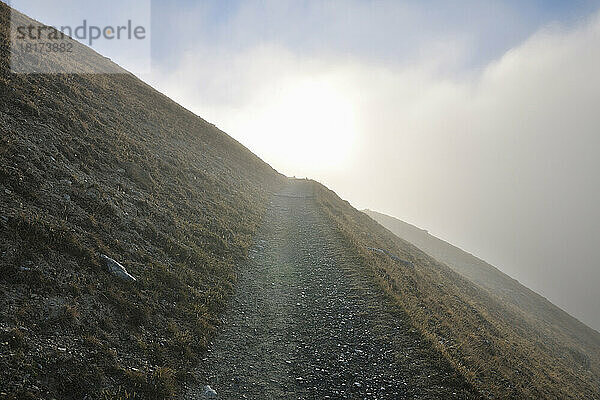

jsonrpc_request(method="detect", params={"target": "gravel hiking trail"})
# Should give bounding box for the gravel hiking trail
[187,180,481,399]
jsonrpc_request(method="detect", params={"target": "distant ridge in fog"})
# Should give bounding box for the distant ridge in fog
[363,209,600,347]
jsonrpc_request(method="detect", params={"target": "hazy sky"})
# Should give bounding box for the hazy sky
[12,0,600,330]
[142,0,600,331]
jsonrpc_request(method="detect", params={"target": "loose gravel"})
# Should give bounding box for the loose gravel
[188,180,481,399]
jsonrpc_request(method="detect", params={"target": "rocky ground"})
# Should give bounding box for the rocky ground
[187,180,481,399]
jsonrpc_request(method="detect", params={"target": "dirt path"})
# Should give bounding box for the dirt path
[188,180,480,399]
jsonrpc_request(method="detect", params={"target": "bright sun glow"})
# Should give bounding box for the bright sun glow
[227,76,359,177]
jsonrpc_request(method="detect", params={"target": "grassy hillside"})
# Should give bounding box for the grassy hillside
[363,209,600,354]
[0,3,285,398]
[2,3,599,399]
[314,185,600,399]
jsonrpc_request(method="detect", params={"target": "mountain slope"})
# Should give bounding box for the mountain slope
[0,4,285,398]
[363,209,600,348]
[357,208,600,398]
[1,3,599,399]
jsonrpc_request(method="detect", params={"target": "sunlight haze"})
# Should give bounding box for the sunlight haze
[142,0,600,331]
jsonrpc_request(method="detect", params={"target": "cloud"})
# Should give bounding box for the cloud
[145,6,600,330]
[149,0,562,72]
[345,13,600,330]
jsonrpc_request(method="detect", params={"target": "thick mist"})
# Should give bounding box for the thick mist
[144,1,600,331]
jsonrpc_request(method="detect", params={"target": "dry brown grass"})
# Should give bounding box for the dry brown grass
[0,3,285,398]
